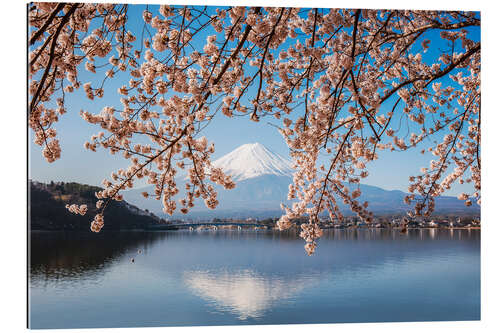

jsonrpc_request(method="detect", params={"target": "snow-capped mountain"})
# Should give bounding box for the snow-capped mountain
[212,143,294,181]
[123,142,479,218]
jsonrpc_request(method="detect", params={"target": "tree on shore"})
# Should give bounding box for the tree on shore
[29,3,480,254]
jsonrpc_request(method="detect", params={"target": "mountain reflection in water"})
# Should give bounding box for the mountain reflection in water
[29,229,480,329]
[184,269,315,320]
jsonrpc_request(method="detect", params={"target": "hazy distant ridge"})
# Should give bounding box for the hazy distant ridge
[123,143,479,218]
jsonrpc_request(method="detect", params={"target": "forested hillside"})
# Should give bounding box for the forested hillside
[29,181,162,231]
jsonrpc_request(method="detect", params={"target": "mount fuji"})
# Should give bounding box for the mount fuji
[212,143,294,181]
[122,142,479,219]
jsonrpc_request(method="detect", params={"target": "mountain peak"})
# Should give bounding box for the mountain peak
[242,142,261,147]
[236,142,269,151]
[213,143,294,182]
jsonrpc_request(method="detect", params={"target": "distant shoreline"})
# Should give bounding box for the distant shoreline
[30,226,481,232]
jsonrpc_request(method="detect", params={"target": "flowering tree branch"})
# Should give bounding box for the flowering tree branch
[28,4,480,255]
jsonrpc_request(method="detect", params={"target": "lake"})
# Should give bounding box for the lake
[29,228,480,329]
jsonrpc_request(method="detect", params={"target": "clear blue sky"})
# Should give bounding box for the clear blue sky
[29,4,479,197]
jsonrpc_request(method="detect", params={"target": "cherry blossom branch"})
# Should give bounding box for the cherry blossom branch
[29,3,79,113]
[252,8,285,117]
[313,125,355,221]
[29,2,66,46]
[378,43,480,105]
[303,8,318,130]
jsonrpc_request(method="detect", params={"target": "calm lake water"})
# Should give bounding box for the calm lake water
[29,228,480,329]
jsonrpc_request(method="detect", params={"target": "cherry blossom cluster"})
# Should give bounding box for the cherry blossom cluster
[270,9,480,254]
[90,213,104,232]
[29,2,131,163]
[65,203,88,215]
[300,223,323,256]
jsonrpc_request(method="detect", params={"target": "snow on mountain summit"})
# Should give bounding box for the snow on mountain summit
[212,143,294,181]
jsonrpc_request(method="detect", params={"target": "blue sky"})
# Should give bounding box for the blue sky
[29,4,479,197]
